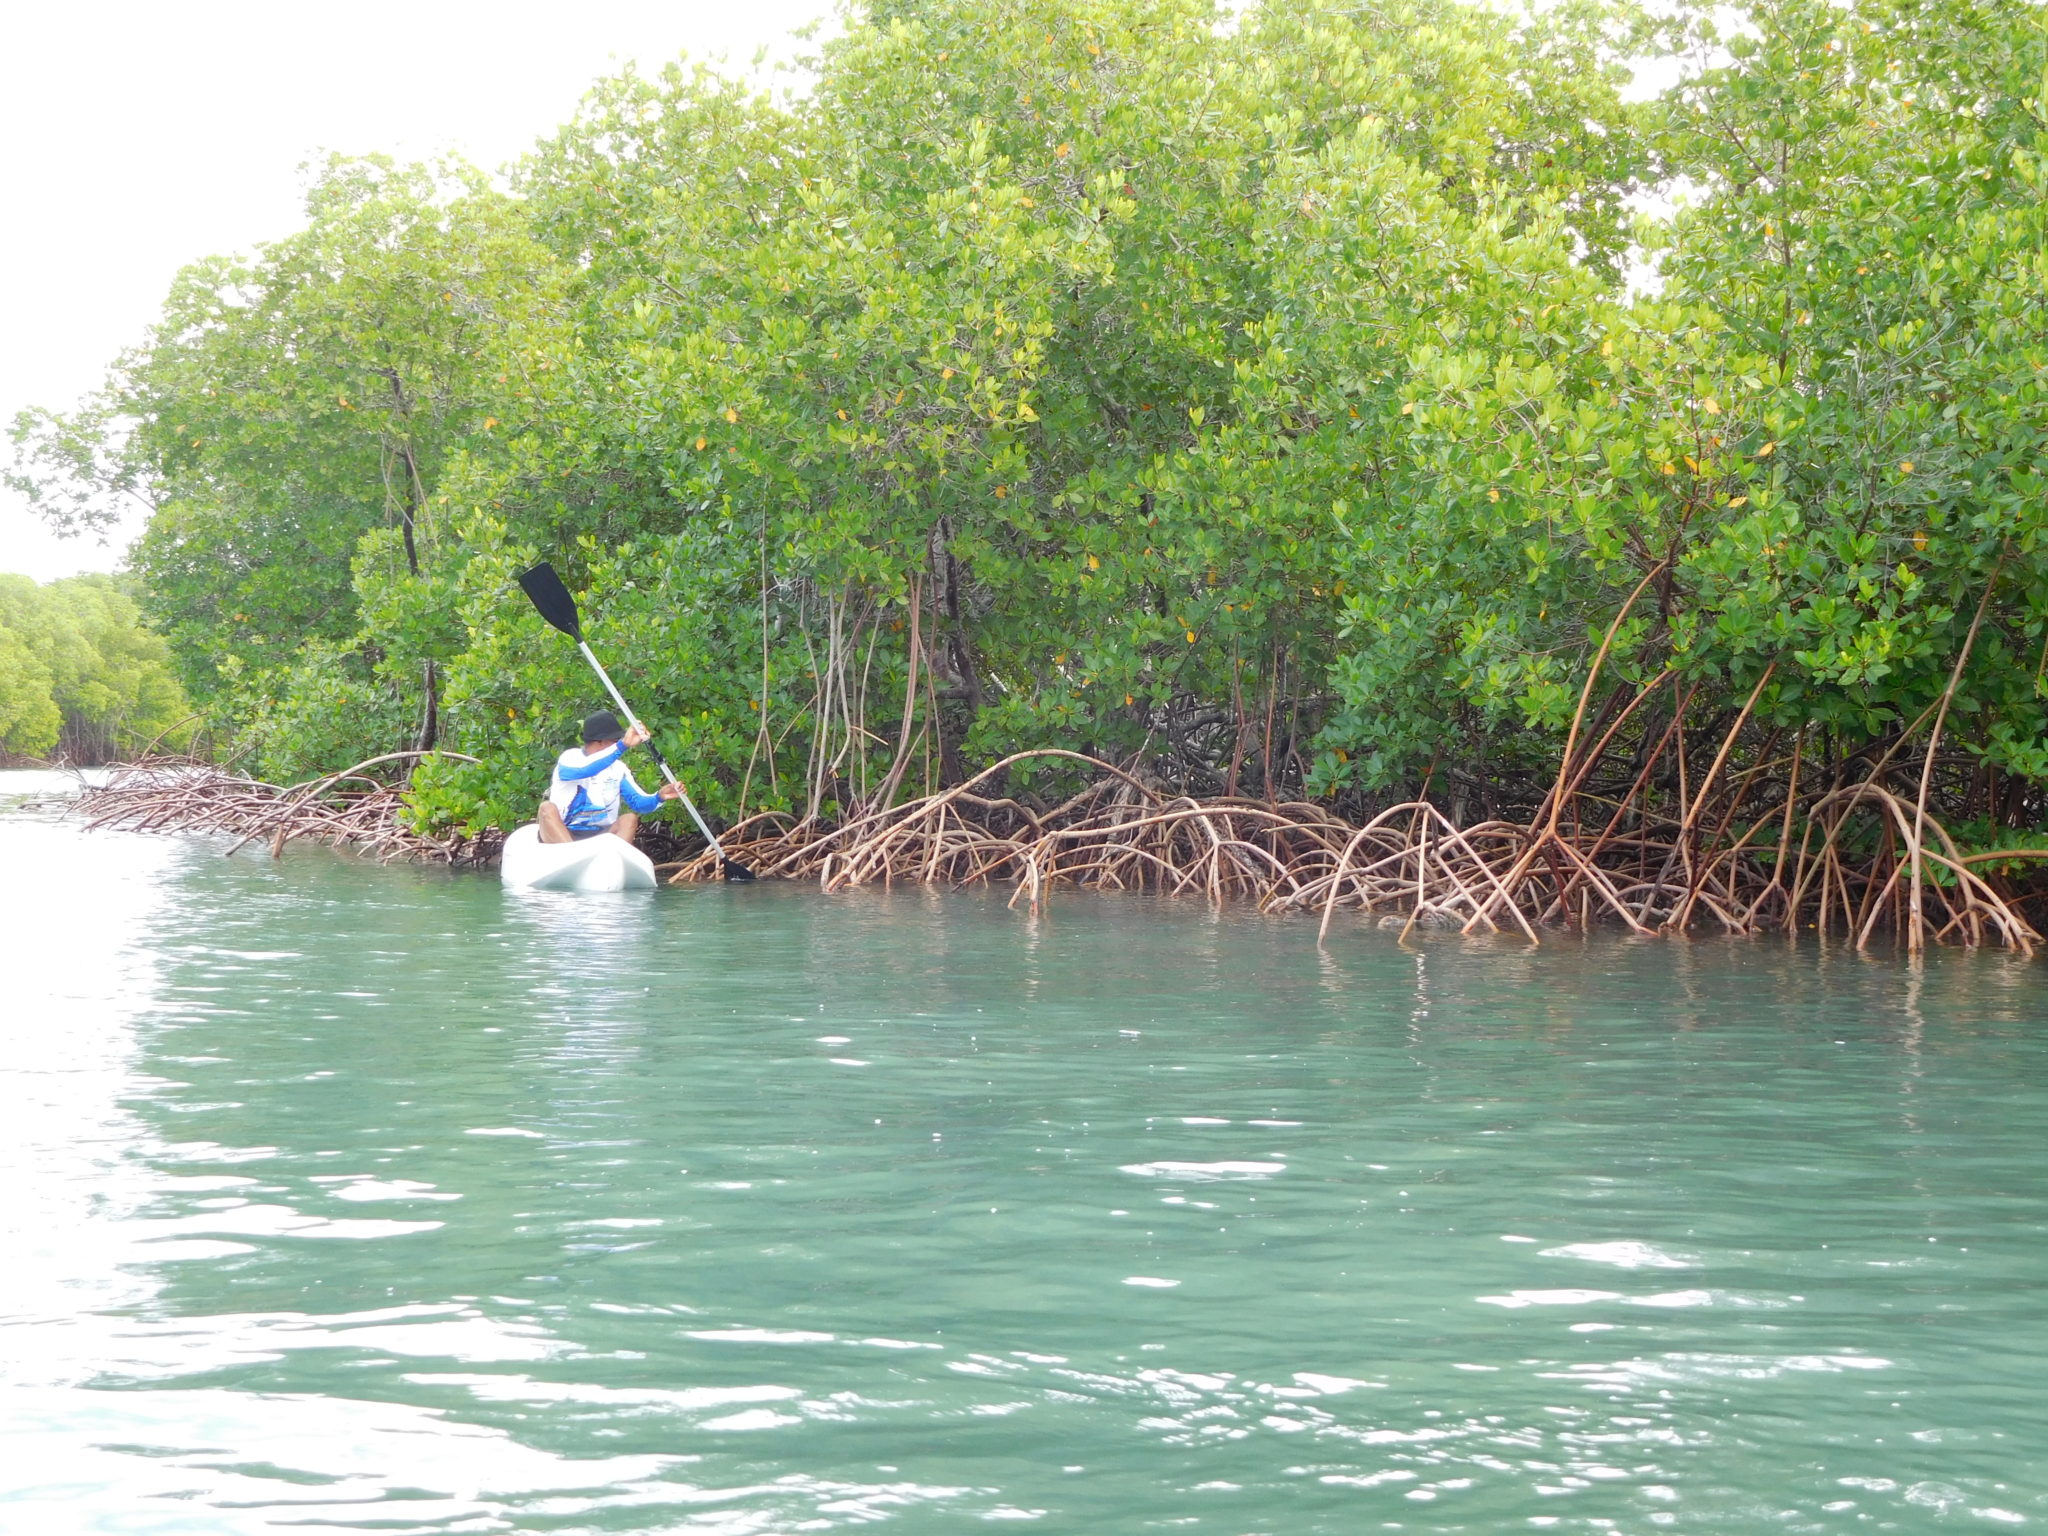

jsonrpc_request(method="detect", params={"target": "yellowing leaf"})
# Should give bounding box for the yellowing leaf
[1055,142,1072,160]
[1757,441,1776,457]
[695,437,707,451]
[837,409,848,420]
[994,485,1008,497]
[1702,398,1721,415]
[1899,460,1914,473]
[1399,401,1414,416]
[1016,401,1038,421]
[1661,463,1676,475]
[724,408,738,423]
[1600,339,1613,357]
[1086,554,1099,570]
[1185,630,1197,643]
[1487,488,1500,502]
[942,367,955,379]
[483,417,498,430]
[1728,496,1748,508]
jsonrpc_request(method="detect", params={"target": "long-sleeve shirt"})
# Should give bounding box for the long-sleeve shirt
[547,741,661,832]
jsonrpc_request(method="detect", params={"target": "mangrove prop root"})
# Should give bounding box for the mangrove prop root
[69,755,493,866]
[670,748,2037,951]
[68,744,2041,952]
[659,749,2035,953]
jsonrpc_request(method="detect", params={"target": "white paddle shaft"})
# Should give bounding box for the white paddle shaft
[576,640,730,860]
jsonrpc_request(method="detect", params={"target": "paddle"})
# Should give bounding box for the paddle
[517,562,757,881]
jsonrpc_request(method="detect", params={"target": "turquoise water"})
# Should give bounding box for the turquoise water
[3,772,2047,1533]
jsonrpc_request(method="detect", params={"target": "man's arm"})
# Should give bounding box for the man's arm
[554,742,628,781]
[618,770,665,816]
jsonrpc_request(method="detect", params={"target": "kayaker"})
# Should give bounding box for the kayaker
[536,710,680,844]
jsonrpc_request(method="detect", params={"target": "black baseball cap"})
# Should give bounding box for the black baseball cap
[581,710,624,743]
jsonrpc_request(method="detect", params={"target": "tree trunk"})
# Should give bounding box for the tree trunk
[417,659,439,753]
[935,519,983,713]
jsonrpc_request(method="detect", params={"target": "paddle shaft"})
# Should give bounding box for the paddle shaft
[576,640,731,862]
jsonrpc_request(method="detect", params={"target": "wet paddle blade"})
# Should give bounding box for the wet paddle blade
[722,857,757,882]
[517,562,582,640]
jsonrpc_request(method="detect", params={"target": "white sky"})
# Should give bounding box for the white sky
[0,0,829,583]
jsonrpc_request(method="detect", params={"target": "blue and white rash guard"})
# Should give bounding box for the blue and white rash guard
[547,741,662,833]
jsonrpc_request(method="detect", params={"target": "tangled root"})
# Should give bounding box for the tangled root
[70,747,2038,952]
[71,754,490,865]
[666,750,2038,952]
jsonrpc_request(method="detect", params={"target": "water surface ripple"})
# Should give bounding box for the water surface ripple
[4,776,2046,1532]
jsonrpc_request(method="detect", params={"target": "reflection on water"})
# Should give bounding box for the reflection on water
[2,771,2046,1532]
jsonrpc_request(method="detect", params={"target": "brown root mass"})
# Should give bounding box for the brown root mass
[663,748,2039,954]
[66,739,2042,953]
[71,754,493,865]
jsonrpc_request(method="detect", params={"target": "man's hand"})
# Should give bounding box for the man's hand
[657,781,683,801]
[623,721,651,748]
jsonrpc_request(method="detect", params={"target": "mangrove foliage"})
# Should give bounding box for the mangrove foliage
[12,0,2048,939]
[0,575,192,762]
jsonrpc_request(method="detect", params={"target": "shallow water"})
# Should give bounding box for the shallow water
[3,772,2046,1533]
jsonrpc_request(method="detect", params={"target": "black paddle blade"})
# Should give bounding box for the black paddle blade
[721,858,757,883]
[517,562,582,641]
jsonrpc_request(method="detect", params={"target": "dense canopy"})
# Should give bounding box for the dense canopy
[0,575,192,762]
[12,0,2046,855]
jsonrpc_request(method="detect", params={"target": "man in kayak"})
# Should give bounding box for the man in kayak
[536,710,680,844]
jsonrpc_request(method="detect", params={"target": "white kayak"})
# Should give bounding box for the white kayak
[499,823,658,892]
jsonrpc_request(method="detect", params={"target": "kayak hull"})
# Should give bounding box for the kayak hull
[500,823,658,892]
